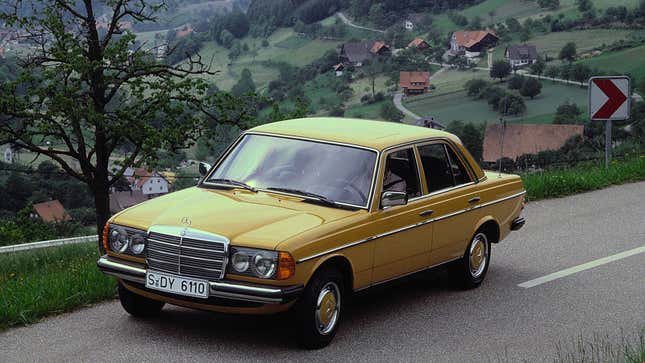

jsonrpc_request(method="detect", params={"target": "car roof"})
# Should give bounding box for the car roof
[248,117,460,151]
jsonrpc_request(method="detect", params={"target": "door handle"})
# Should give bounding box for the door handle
[468,197,481,204]
[419,210,434,217]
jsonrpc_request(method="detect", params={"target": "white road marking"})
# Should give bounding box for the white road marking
[518,245,645,288]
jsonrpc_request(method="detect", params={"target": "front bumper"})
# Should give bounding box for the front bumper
[97,255,303,305]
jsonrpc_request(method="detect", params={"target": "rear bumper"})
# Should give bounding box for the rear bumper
[510,217,526,231]
[97,255,303,305]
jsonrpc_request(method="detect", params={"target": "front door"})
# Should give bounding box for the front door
[371,147,434,283]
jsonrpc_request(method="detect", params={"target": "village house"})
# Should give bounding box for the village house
[404,20,414,31]
[482,124,584,164]
[339,41,390,67]
[175,24,194,38]
[109,190,148,213]
[450,30,498,58]
[132,168,170,197]
[505,44,538,68]
[31,200,72,223]
[399,71,430,95]
[407,38,430,50]
[333,63,345,77]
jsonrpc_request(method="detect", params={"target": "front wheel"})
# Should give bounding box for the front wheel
[118,282,165,318]
[293,267,344,349]
[451,230,491,289]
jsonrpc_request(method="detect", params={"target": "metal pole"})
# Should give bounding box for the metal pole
[605,120,612,169]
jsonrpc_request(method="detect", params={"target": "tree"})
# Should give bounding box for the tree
[490,60,512,81]
[538,0,560,10]
[446,121,484,162]
[571,63,592,85]
[498,94,526,115]
[380,103,404,123]
[508,75,525,90]
[530,57,546,76]
[231,69,256,96]
[576,0,593,12]
[0,0,252,240]
[465,79,490,98]
[545,65,560,78]
[519,78,542,99]
[554,101,582,124]
[559,42,577,63]
[519,28,531,42]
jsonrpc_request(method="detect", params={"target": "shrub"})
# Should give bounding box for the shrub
[508,75,525,90]
[519,78,542,99]
[465,79,490,98]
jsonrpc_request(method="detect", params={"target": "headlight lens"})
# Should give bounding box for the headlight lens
[107,224,147,256]
[228,247,294,280]
[251,252,277,279]
[231,251,250,272]
[109,227,129,253]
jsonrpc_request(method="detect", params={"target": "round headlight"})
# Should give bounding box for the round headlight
[130,234,146,255]
[251,253,277,279]
[231,252,249,272]
[109,228,128,253]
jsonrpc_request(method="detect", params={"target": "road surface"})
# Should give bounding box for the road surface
[336,12,384,33]
[1,182,644,362]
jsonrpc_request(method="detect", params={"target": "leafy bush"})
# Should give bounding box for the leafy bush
[508,75,525,90]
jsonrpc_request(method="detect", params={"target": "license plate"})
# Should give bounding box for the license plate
[145,270,209,299]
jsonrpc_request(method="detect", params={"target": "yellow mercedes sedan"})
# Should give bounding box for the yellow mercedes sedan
[97,117,525,349]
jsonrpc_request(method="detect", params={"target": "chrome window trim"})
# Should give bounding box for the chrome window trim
[296,190,526,264]
[200,131,381,211]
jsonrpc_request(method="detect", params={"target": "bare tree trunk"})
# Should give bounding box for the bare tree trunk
[93,180,110,253]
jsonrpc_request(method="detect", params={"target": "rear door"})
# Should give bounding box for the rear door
[416,141,482,266]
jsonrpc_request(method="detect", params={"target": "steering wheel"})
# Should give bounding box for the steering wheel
[322,179,367,204]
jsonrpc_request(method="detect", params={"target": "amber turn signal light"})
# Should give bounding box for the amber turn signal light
[276,252,295,280]
[102,223,110,252]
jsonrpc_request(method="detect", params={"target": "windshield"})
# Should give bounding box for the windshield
[206,134,377,208]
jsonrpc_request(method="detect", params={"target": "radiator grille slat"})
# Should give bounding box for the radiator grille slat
[146,228,227,280]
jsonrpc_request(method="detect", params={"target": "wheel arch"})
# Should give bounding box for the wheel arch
[474,216,500,244]
[307,254,355,292]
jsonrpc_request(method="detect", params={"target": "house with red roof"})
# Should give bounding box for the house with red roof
[450,30,498,58]
[400,71,430,95]
[31,200,72,223]
[407,38,430,50]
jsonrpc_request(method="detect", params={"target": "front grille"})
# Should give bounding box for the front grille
[146,227,228,280]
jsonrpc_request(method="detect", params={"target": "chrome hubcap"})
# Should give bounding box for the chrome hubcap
[315,282,341,335]
[469,233,488,278]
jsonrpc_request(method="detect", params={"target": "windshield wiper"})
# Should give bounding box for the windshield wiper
[208,178,257,193]
[266,187,357,210]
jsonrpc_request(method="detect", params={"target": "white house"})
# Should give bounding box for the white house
[505,44,538,68]
[137,172,169,196]
[404,20,414,31]
[3,147,14,163]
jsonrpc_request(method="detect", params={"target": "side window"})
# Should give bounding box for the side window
[418,144,454,193]
[445,146,472,185]
[383,148,421,198]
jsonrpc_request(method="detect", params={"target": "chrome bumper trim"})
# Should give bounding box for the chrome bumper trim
[97,255,302,304]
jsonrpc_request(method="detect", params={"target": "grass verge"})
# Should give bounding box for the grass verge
[521,157,645,202]
[0,243,116,330]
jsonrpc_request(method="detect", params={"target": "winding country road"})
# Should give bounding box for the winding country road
[1,182,644,362]
[336,12,385,33]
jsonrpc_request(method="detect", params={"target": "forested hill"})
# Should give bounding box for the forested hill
[246,0,484,35]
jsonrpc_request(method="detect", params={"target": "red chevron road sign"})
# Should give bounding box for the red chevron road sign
[589,76,630,121]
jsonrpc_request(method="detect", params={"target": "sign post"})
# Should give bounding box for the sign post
[588,76,630,169]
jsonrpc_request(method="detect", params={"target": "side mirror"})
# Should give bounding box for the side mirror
[198,162,212,177]
[381,191,408,208]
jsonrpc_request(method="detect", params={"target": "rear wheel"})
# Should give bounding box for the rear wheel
[451,230,491,289]
[118,282,165,318]
[293,267,344,349]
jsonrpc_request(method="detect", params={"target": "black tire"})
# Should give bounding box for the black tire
[118,282,165,318]
[293,267,344,349]
[450,229,491,289]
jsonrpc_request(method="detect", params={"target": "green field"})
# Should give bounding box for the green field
[193,28,341,91]
[579,44,645,80]
[404,81,588,124]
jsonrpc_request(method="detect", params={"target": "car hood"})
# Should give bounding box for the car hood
[111,187,361,250]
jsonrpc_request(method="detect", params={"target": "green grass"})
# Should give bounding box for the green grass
[0,243,116,330]
[524,29,635,59]
[579,44,645,81]
[403,80,588,124]
[345,99,389,120]
[521,156,645,201]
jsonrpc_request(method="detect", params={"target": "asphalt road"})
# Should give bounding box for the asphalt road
[1,182,644,362]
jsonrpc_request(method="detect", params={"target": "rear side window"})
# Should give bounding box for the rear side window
[418,143,472,194]
[417,144,453,193]
[445,146,471,185]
